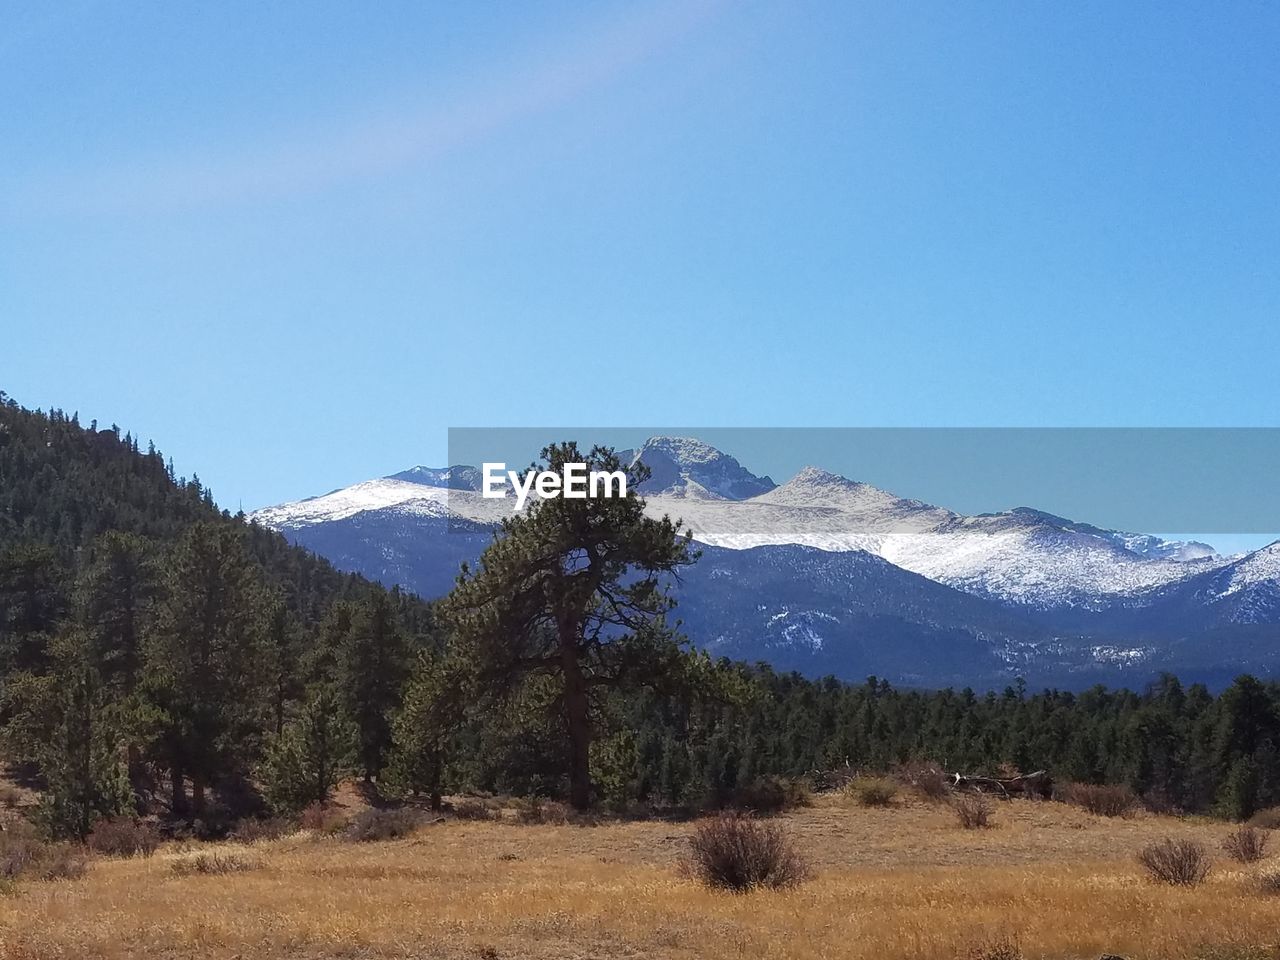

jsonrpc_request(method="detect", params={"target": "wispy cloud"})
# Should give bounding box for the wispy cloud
[8,0,726,217]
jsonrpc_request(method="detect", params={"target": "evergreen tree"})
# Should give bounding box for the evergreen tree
[260,685,355,814]
[340,588,410,781]
[443,443,697,810]
[144,522,270,817]
[383,653,464,808]
[1,631,132,838]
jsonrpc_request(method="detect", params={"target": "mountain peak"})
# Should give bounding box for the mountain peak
[786,466,862,489]
[388,465,482,491]
[628,436,776,500]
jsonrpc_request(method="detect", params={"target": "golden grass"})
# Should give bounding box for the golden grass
[1,795,1277,959]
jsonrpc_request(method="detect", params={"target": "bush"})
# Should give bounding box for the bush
[1254,867,1280,895]
[1060,782,1137,818]
[344,807,423,842]
[894,761,950,802]
[1138,838,1211,886]
[86,817,160,859]
[513,797,573,825]
[1222,826,1269,864]
[229,816,296,844]
[453,798,502,821]
[847,776,898,808]
[967,934,1023,960]
[0,822,87,881]
[684,813,809,892]
[169,850,260,876]
[733,776,812,814]
[953,793,994,829]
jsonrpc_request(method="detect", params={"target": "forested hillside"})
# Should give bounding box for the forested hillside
[2,391,1279,838]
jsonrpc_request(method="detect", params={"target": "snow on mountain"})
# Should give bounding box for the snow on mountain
[626,436,777,500]
[248,439,1280,686]
[250,438,1254,616]
[250,477,510,531]
[388,465,483,490]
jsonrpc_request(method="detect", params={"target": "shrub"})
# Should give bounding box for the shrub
[230,816,296,844]
[733,776,812,814]
[953,793,994,829]
[513,797,573,825]
[0,786,22,810]
[169,850,261,876]
[86,817,160,859]
[1223,826,1269,864]
[0,822,87,881]
[1138,838,1211,886]
[847,776,897,808]
[894,761,950,802]
[967,934,1023,960]
[453,798,502,821]
[344,807,423,842]
[1248,807,1280,830]
[1060,782,1137,818]
[684,812,810,892]
[1254,867,1280,895]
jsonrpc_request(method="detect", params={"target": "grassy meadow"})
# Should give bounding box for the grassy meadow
[3,789,1279,960]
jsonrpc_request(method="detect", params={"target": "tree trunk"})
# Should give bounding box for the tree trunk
[192,775,206,817]
[429,745,443,812]
[559,621,592,811]
[171,762,186,817]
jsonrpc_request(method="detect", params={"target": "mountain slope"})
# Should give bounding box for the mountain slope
[249,436,1279,687]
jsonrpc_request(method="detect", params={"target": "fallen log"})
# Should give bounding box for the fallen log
[951,770,1053,800]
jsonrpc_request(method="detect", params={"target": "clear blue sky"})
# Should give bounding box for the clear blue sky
[3,2,1278,536]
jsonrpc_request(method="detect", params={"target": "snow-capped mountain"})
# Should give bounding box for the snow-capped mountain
[622,436,777,500]
[249,436,1280,688]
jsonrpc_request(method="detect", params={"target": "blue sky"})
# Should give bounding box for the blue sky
[3,1,1278,544]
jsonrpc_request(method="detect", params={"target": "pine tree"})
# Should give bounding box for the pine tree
[383,654,464,808]
[260,685,355,814]
[340,588,410,781]
[1,631,132,838]
[77,531,158,693]
[443,443,698,810]
[144,522,270,818]
[0,542,68,674]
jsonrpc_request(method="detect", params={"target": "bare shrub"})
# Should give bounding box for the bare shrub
[847,775,897,808]
[1223,826,1269,864]
[1138,838,1211,886]
[1248,807,1280,830]
[967,934,1023,960]
[684,813,810,892]
[0,786,22,810]
[344,807,423,842]
[1060,782,1138,818]
[0,821,88,881]
[732,776,812,814]
[453,798,502,821]
[1254,867,1280,895]
[513,797,573,825]
[894,760,950,802]
[169,850,261,876]
[86,817,160,859]
[953,793,994,829]
[229,816,296,844]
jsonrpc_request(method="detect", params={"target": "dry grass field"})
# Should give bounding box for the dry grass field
[3,792,1279,960]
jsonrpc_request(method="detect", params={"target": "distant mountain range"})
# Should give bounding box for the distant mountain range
[250,437,1280,689]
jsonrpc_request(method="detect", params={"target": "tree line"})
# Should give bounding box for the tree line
[2,393,1279,838]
